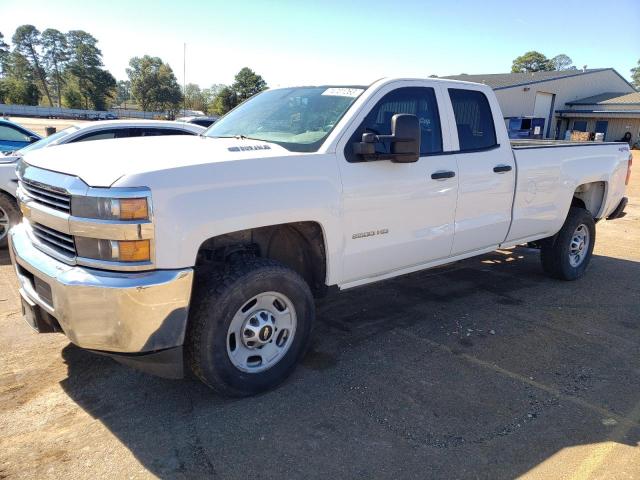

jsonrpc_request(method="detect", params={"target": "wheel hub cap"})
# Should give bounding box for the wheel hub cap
[569,224,590,267]
[242,310,276,348]
[226,292,297,373]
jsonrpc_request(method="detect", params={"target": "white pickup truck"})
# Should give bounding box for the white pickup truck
[9,78,631,396]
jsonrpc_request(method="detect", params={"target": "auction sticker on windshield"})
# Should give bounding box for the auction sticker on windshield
[322,88,364,97]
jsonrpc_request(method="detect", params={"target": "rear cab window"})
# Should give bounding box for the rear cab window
[448,88,497,151]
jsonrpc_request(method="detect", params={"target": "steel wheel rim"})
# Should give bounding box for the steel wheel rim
[569,224,590,267]
[0,206,9,241]
[226,291,297,373]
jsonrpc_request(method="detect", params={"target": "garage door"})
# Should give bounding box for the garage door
[533,92,554,136]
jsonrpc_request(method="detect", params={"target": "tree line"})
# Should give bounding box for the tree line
[0,25,268,115]
[511,51,640,89]
[0,26,115,110]
[2,24,636,113]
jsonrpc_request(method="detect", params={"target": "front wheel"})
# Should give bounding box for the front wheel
[0,193,20,249]
[186,257,315,396]
[540,207,595,280]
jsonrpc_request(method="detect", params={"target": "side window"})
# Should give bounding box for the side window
[0,125,30,142]
[448,89,497,151]
[138,128,192,136]
[573,121,587,132]
[346,87,442,162]
[72,129,120,142]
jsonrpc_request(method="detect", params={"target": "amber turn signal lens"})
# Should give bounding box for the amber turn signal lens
[119,198,149,220]
[118,240,150,262]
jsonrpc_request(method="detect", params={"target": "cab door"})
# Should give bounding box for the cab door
[336,83,459,284]
[444,87,516,255]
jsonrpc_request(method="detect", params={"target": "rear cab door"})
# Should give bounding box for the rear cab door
[441,84,516,255]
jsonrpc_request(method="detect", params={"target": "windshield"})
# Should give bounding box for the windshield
[18,126,79,154]
[204,86,365,152]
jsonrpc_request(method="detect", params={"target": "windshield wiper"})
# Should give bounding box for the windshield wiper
[207,134,264,141]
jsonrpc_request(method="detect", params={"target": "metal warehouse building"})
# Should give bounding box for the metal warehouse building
[446,68,639,144]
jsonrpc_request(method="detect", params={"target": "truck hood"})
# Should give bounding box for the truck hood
[21,135,294,187]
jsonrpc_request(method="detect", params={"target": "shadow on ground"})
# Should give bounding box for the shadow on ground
[59,247,640,479]
[0,248,12,266]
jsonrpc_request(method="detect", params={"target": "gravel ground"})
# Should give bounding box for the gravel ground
[0,153,638,479]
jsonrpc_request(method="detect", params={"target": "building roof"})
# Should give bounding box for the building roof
[566,91,640,105]
[444,68,621,90]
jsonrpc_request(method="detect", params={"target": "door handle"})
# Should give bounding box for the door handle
[493,165,512,173]
[431,170,456,180]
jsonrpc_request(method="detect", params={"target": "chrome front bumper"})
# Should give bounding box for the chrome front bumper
[9,223,194,354]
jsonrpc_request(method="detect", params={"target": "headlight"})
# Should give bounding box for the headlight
[75,238,151,262]
[71,197,149,220]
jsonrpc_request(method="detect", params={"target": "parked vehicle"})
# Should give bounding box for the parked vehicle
[176,115,219,128]
[0,119,41,153]
[0,120,204,247]
[9,78,631,396]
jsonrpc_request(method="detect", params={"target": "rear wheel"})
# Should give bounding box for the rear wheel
[186,257,314,396]
[0,193,20,249]
[540,207,595,280]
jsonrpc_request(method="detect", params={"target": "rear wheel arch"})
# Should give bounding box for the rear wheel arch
[572,181,606,218]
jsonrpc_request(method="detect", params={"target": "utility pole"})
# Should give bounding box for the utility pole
[183,42,186,116]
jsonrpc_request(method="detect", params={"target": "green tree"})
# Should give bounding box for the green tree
[116,80,131,107]
[66,30,115,109]
[631,59,640,90]
[550,54,574,71]
[1,51,41,105]
[232,67,267,102]
[184,83,207,112]
[209,68,267,115]
[41,29,69,107]
[202,83,225,114]
[12,25,53,106]
[0,32,9,76]
[511,51,554,73]
[211,85,238,115]
[61,76,83,108]
[127,55,182,113]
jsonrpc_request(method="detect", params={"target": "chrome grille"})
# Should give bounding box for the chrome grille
[21,180,71,213]
[31,222,76,256]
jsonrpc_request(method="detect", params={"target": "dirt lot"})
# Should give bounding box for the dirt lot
[1,153,638,479]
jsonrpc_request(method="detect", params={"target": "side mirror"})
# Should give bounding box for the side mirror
[353,113,421,162]
[28,135,39,143]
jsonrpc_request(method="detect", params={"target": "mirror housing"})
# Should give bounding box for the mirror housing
[28,135,39,143]
[353,113,420,163]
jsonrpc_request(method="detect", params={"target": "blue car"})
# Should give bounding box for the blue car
[0,119,41,153]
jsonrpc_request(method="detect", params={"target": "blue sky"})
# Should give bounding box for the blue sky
[2,0,639,88]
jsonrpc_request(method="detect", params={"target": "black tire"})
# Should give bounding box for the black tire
[0,193,20,249]
[186,257,315,396]
[540,207,595,280]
